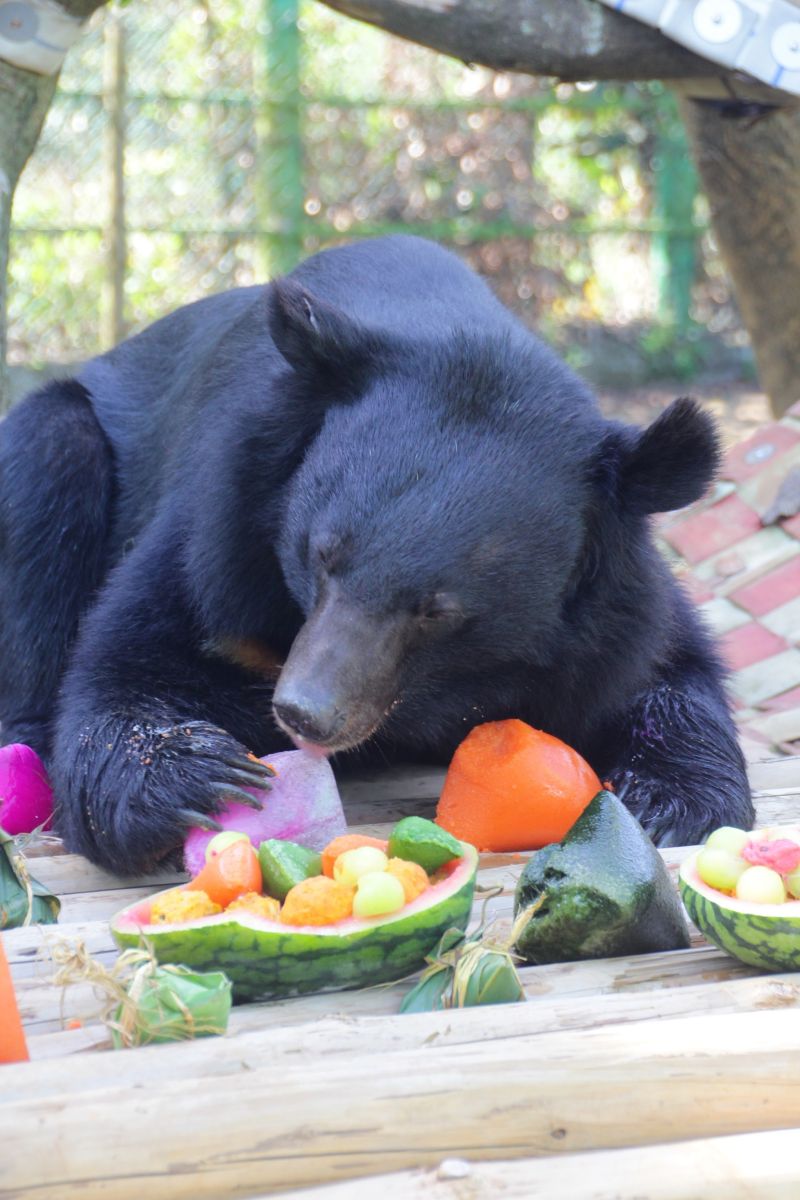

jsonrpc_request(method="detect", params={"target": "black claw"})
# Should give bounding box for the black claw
[224,764,274,788]
[211,783,265,810]
[177,808,223,832]
[222,752,275,775]
[224,758,277,777]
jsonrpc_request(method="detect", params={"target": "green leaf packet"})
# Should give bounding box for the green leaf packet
[0,826,60,929]
[400,889,527,1013]
[110,954,233,1049]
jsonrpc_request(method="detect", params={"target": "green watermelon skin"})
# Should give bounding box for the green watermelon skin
[111,845,478,1001]
[679,853,800,972]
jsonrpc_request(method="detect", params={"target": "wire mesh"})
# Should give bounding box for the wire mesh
[8,0,745,376]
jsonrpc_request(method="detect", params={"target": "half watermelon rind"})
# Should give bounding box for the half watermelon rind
[679,849,800,972]
[110,843,479,1000]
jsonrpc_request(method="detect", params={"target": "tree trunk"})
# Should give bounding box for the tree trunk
[0,64,58,412]
[0,0,110,413]
[680,98,800,418]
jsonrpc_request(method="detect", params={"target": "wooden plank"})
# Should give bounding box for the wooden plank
[3,1008,800,1197]
[338,764,444,809]
[29,855,186,897]
[274,1128,800,1199]
[749,755,800,793]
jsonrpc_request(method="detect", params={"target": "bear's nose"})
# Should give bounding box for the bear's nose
[273,698,345,746]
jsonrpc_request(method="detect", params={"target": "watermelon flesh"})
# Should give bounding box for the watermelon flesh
[0,744,54,835]
[184,750,346,876]
[679,851,800,972]
[111,844,478,1001]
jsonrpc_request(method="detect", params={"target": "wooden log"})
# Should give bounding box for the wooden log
[3,1008,800,1197]
[274,1128,800,1199]
[16,964,796,1084]
[15,927,736,1039]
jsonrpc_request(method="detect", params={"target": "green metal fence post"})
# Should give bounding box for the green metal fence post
[261,0,304,278]
[651,93,698,335]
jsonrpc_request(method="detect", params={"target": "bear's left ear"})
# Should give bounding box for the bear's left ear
[268,278,377,378]
[608,397,720,515]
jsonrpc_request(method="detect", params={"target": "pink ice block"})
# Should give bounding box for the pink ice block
[0,744,55,835]
[184,749,347,877]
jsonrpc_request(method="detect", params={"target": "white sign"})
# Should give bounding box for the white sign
[0,0,86,76]
[597,0,800,96]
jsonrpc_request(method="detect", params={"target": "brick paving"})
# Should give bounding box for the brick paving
[658,399,800,756]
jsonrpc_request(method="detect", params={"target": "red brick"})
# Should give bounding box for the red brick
[678,574,715,605]
[723,423,800,484]
[720,622,788,673]
[756,683,800,712]
[663,494,762,565]
[728,555,800,617]
[784,512,800,540]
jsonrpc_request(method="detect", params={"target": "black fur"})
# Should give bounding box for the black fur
[0,235,752,873]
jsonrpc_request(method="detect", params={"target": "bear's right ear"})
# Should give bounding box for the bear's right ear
[268,278,374,379]
[602,397,721,516]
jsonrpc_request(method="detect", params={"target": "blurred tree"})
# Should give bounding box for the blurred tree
[317,0,800,416]
[0,0,110,410]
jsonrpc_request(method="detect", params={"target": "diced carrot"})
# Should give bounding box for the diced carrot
[186,839,262,907]
[436,719,601,852]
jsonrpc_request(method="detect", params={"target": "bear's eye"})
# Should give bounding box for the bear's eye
[418,592,464,627]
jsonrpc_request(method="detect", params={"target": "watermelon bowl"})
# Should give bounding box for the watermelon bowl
[111,843,478,1002]
[679,849,800,973]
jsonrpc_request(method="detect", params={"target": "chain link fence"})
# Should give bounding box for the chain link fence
[8,0,750,387]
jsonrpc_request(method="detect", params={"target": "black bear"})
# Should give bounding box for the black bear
[0,235,752,874]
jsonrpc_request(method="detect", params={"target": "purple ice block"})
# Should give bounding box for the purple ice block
[0,743,55,835]
[184,749,347,877]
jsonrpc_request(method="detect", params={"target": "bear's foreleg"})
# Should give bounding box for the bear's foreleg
[52,525,280,875]
[603,676,754,847]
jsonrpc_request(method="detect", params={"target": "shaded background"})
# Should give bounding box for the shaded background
[8,0,767,438]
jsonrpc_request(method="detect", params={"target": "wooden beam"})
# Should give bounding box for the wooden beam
[316,0,795,104]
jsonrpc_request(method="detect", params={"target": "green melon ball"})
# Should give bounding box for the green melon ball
[735,865,787,905]
[705,826,750,857]
[696,847,747,892]
[333,846,389,887]
[352,871,406,918]
[205,830,250,861]
[785,866,800,900]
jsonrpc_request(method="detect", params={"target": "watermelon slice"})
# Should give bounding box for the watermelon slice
[679,851,800,972]
[111,844,478,1001]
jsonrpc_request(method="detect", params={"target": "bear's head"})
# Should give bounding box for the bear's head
[267,280,720,756]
